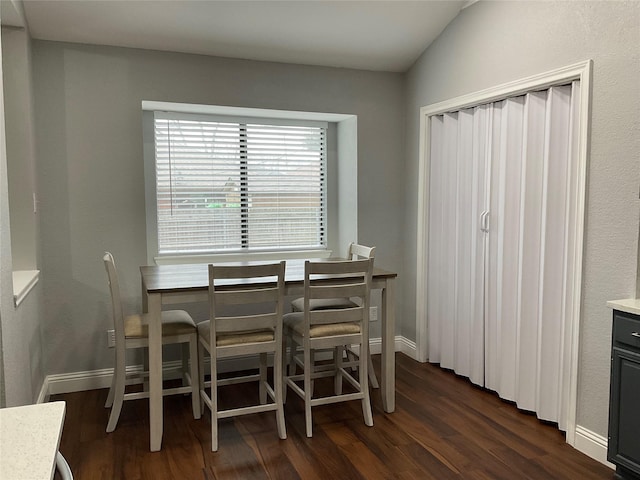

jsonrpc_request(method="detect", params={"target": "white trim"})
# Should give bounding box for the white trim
[416,60,592,445]
[142,103,358,266]
[37,336,412,396]
[418,61,592,118]
[154,249,332,266]
[142,100,353,123]
[36,377,50,404]
[574,425,615,469]
[12,269,39,307]
[43,358,257,396]
[352,335,416,359]
[33,340,615,471]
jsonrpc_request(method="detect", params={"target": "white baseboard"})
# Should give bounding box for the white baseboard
[38,336,413,400]
[37,336,612,472]
[573,425,615,469]
[397,335,417,359]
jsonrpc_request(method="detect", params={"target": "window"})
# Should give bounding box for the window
[143,102,359,264]
[152,112,327,256]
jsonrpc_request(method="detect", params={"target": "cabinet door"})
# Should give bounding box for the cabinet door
[608,346,640,474]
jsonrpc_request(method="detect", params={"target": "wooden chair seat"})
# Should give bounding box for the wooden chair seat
[124,310,196,338]
[197,321,275,346]
[284,312,361,337]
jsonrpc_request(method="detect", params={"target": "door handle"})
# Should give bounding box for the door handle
[480,211,490,233]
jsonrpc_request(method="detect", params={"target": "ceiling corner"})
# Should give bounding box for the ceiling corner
[1,0,27,28]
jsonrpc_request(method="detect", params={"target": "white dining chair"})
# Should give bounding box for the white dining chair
[198,261,287,451]
[290,243,379,388]
[284,258,374,437]
[103,252,200,432]
[55,452,73,480]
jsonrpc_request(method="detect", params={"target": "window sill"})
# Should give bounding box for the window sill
[12,270,40,307]
[154,249,332,265]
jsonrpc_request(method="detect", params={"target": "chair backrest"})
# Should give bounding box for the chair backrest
[208,261,286,343]
[103,252,126,346]
[303,258,373,330]
[347,243,375,261]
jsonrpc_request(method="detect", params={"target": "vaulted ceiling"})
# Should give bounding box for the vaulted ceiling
[3,0,468,72]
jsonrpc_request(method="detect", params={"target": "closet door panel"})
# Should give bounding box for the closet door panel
[537,85,572,422]
[514,91,547,412]
[426,80,580,428]
[427,116,444,364]
[428,110,488,385]
[470,106,490,386]
[440,112,459,369]
[487,97,525,402]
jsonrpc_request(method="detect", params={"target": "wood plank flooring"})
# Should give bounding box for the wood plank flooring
[51,354,614,479]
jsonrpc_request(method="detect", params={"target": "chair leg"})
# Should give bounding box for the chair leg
[346,347,358,373]
[360,343,373,428]
[104,363,116,408]
[181,343,190,387]
[310,350,315,394]
[259,352,267,405]
[282,335,289,403]
[188,336,201,420]
[210,349,219,452]
[198,340,206,416]
[274,345,287,440]
[334,346,343,395]
[142,346,150,392]
[106,355,126,433]
[368,352,379,389]
[287,335,296,376]
[304,345,313,438]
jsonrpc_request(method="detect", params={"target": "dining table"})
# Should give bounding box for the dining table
[140,258,397,452]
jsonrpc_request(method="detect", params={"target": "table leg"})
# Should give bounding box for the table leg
[148,292,163,451]
[381,277,396,413]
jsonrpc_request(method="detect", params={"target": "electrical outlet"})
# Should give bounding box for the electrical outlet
[107,329,116,348]
[369,306,378,322]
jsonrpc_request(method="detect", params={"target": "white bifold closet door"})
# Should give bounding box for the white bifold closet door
[427,82,580,430]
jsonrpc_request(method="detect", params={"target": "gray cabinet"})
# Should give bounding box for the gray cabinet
[608,309,640,480]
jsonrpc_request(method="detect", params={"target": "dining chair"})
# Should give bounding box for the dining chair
[102,252,200,433]
[284,258,374,437]
[198,261,287,452]
[290,243,379,388]
[55,452,73,480]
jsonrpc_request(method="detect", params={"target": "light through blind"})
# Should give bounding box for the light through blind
[154,113,326,255]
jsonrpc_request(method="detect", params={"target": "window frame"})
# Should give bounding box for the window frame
[142,102,359,265]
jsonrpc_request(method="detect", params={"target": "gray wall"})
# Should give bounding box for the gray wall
[404,1,640,437]
[0,26,44,407]
[3,27,37,271]
[32,41,405,375]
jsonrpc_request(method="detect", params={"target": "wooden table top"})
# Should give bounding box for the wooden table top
[140,258,396,293]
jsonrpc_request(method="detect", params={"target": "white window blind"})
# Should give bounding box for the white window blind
[153,113,326,255]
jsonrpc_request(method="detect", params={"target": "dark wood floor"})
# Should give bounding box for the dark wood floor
[51,353,614,479]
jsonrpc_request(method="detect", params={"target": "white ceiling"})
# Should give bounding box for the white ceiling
[6,0,468,72]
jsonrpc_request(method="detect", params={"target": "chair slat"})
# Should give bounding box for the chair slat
[215,286,280,305]
[307,258,371,275]
[216,313,278,332]
[309,283,366,300]
[309,307,364,325]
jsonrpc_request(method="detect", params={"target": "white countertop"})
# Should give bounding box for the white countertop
[0,401,66,480]
[607,298,640,316]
